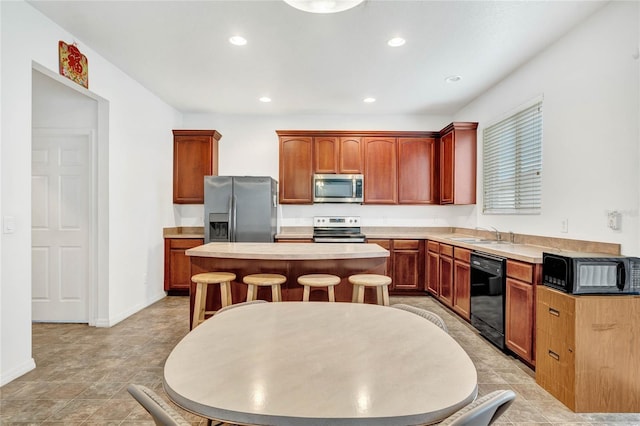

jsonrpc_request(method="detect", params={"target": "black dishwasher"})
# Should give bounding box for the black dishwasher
[470,251,507,351]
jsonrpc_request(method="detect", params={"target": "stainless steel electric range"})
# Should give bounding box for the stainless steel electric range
[312,216,366,243]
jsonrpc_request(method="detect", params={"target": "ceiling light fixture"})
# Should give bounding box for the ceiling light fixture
[259,96,272,103]
[387,37,406,47]
[229,36,247,46]
[363,97,376,103]
[283,0,365,14]
[445,75,462,83]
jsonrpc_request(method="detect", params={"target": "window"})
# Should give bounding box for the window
[483,100,543,214]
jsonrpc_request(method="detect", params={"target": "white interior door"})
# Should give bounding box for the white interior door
[32,129,92,322]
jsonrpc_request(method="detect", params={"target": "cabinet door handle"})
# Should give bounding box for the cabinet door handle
[549,307,560,317]
[548,350,560,361]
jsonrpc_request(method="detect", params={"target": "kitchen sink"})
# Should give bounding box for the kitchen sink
[449,237,489,243]
[449,237,519,246]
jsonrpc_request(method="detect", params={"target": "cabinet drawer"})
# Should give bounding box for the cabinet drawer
[427,241,440,253]
[394,239,419,250]
[507,259,533,283]
[454,247,470,262]
[439,243,453,257]
[537,288,575,352]
[169,238,204,249]
[536,330,575,409]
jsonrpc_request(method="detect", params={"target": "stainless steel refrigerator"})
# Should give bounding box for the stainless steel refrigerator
[204,176,277,243]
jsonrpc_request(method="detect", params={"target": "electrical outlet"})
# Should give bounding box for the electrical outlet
[608,211,621,230]
[561,218,568,233]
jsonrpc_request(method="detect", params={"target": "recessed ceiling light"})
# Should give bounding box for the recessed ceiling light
[259,96,272,103]
[387,37,406,47]
[445,75,462,83]
[283,0,365,14]
[229,36,247,46]
[363,97,376,103]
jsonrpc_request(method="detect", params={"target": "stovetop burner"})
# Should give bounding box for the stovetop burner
[312,216,366,243]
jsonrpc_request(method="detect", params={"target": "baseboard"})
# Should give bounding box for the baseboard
[94,292,166,328]
[0,358,36,386]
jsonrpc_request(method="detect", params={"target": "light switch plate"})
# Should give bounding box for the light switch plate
[3,216,16,234]
[560,218,568,233]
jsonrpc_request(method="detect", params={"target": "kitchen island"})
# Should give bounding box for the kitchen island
[186,242,390,326]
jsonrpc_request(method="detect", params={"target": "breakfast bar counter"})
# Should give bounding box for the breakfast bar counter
[186,242,390,326]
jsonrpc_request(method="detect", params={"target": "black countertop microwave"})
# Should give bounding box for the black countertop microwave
[542,252,640,295]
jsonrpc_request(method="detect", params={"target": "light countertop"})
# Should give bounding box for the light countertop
[186,242,390,260]
[166,226,618,264]
[275,227,619,264]
[163,226,204,239]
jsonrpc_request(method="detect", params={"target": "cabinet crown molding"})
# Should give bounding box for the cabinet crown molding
[439,122,478,134]
[276,130,439,138]
[173,129,222,140]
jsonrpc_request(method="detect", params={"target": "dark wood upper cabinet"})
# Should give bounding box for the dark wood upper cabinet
[277,126,475,205]
[439,122,477,205]
[278,134,314,204]
[313,136,363,174]
[339,137,363,174]
[173,130,221,204]
[398,137,437,204]
[314,136,339,174]
[363,137,397,204]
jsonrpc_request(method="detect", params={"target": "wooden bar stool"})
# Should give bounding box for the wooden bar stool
[191,272,236,329]
[349,274,391,306]
[243,273,286,302]
[298,274,340,302]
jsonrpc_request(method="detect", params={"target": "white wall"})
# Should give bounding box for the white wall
[179,113,485,228]
[456,1,639,256]
[0,1,181,385]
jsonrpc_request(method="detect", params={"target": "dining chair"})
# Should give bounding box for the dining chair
[439,389,516,425]
[215,299,267,315]
[127,384,192,426]
[390,303,449,333]
[128,384,225,426]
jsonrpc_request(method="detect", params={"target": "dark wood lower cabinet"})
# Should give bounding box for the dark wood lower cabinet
[452,247,471,320]
[438,244,454,307]
[425,241,439,296]
[505,259,539,366]
[164,238,204,292]
[392,240,424,292]
[368,239,424,294]
[505,277,534,362]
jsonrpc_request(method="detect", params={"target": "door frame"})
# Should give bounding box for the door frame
[32,62,110,327]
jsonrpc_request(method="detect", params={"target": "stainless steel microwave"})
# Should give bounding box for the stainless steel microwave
[542,252,640,295]
[313,174,364,203]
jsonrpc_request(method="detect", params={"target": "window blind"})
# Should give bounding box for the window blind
[483,101,542,214]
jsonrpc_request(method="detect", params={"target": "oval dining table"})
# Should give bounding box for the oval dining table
[163,302,478,426]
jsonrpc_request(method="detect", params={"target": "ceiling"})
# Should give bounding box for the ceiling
[28,0,607,115]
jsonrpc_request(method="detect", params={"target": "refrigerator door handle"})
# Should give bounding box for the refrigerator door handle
[231,195,238,242]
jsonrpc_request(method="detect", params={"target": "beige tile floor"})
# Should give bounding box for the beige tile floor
[1,295,639,425]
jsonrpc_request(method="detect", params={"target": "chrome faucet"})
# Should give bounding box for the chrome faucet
[475,226,501,241]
